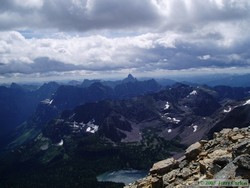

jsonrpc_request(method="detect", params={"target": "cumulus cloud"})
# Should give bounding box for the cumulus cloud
[1,0,250,81]
[1,29,250,76]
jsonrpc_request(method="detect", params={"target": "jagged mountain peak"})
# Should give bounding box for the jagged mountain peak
[81,79,101,88]
[122,74,137,83]
[10,82,23,90]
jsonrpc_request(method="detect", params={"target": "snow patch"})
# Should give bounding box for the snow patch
[223,106,232,113]
[192,125,198,132]
[85,119,99,134]
[243,99,250,106]
[72,121,79,128]
[189,90,197,96]
[172,118,180,123]
[56,139,63,146]
[167,117,172,121]
[69,119,99,134]
[41,99,53,105]
[86,127,91,132]
[164,102,170,110]
[166,117,180,124]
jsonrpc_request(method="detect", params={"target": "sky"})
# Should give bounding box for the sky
[1,0,250,83]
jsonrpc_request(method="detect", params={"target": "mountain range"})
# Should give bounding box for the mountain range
[0,74,250,187]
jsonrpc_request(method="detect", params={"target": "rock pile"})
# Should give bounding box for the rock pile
[125,127,250,188]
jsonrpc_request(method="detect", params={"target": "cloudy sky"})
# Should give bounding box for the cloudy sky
[1,0,250,82]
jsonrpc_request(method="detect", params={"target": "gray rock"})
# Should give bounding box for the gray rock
[190,162,198,169]
[180,167,193,179]
[209,163,222,175]
[233,127,239,132]
[199,161,207,174]
[232,140,250,158]
[185,142,202,160]
[179,160,188,169]
[126,127,250,188]
[214,162,237,179]
[234,154,250,170]
[151,177,162,188]
[213,156,231,168]
[150,157,178,175]
[220,128,232,135]
[162,169,179,185]
[230,133,244,142]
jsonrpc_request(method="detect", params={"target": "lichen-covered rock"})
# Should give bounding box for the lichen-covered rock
[185,142,202,160]
[150,157,178,175]
[230,133,244,142]
[220,128,232,134]
[207,149,230,159]
[125,127,250,188]
[151,177,162,188]
[180,167,193,179]
[162,169,179,186]
[232,140,250,158]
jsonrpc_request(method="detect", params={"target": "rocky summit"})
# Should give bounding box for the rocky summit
[125,126,250,188]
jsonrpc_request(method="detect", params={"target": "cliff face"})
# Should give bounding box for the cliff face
[125,126,250,188]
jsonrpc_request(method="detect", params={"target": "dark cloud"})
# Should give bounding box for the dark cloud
[0,0,248,32]
[32,57,81,73]
[84,0,160,29]
[0,56,129,75]
[0,0,160,31]
[0,57,81,74]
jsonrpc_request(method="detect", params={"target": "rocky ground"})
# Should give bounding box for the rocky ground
[125,126,250,188]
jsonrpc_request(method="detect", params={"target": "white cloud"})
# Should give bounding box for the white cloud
[198,55,211,60]
[1,0,250,81]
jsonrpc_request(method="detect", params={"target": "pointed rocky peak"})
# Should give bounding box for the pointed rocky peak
[81,79,101,88]
[39,81,60,90]
[10,83,22,89]
[88,82,107,90]
[122,74,137,83]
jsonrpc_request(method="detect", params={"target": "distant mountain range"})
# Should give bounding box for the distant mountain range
[0,75,161,144]
[1,74,250,187]
[170,73,250,87]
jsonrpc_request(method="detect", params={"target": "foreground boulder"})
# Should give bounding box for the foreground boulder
[125,126,250,188]
[150,158,178,175]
